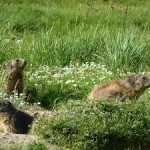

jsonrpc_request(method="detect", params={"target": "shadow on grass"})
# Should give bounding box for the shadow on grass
[39,90,83,109]
[35,86,84,109]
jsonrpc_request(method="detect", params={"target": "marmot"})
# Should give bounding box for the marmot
[3,58,26,97]
[0,100,34,134]
[88,74,150,101]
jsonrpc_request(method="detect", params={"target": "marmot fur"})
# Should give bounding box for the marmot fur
[0,100,34,134]
[3,58,26,97]
[88,74,150,101]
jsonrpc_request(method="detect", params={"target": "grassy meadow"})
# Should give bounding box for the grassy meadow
[0,0,150,149]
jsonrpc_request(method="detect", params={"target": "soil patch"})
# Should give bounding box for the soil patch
[0,133,39,149]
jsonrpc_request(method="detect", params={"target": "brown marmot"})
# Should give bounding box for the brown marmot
[0,100,34,134]
[88,74,150,101]
[3,58,26,97]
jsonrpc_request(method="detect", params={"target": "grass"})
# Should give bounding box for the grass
[32,99,150,150]
[27,141,47,150]
[0,0,149,68]
[0,0,150,149]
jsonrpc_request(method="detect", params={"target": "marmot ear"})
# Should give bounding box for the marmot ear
[127,75,135,84]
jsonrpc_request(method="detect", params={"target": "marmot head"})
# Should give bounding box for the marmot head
[126,74,150,90]
[6,58,26,72]
[0,100,16,114]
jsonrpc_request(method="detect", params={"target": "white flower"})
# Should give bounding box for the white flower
[37,102,41,105]
[53,74,61,78]
[16,39,23,44]
[65,80,75,84]
[99,76,106,80]
[73,84,77,87]
[19,102,25,106]
[36,76,41,79]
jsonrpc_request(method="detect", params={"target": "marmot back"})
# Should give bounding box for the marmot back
[88,74,150,101]
[3,58,26,97]
[0,100,34,134]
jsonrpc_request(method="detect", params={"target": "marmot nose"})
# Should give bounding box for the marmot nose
[15,59,20,66]
[16,59,20,62]
[24,60,27,67]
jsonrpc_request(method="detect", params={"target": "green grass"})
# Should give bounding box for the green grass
[0,0,150,149]
[27,141,47,150]
[0,0,149,69]
[11,62,114,109]
[32,99,150,150]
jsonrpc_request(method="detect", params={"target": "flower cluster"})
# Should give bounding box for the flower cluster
[26,62,113,90]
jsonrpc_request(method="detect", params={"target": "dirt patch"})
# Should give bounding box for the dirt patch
[0,133,58,149]
[24,109,55,120]
[0,110,57,149]
[0,133,39,149]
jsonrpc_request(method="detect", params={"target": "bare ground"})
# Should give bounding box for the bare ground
[24,109,55,120]
[0,110,57,150]
[0,133,39,149]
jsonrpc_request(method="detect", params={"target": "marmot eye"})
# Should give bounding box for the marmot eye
[142,76,148,80]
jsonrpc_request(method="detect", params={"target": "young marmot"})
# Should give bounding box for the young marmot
[0,100,34,134]
[3,58,26,97]
[88,74,150,101]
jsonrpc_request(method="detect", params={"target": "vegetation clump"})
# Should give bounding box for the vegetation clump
[32,100,150,150]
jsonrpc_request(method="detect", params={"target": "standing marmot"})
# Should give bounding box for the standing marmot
[88,74,150,101]
[3,58,26,97]
[0,100,34,134]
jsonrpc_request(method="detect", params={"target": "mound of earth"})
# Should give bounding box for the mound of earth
[0,133,39,149]
[24,109,55,119]
[0,110,57,149]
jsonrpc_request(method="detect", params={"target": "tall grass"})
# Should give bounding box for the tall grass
[0,26,149,72]
[0,0,149,72]
[95,29,149,73]
[32,27,149,73]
